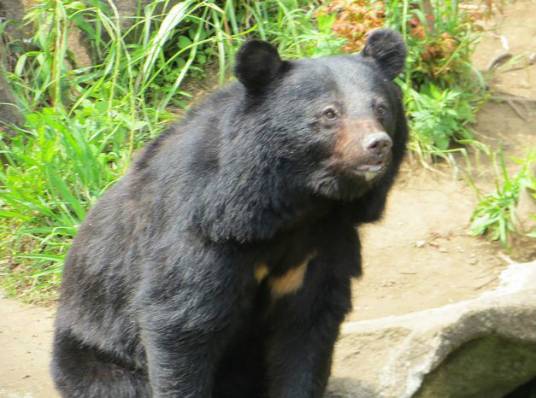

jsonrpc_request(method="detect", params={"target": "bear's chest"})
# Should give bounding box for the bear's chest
[248,225,320,300]
[253,252,314,299]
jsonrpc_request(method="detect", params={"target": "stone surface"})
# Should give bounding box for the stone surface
[328,261,536,398]
[414,336,536,398]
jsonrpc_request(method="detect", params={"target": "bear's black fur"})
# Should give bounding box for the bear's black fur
[51,29,408,398]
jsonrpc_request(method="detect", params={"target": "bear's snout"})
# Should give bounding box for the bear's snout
[332,119,393,179]
[363,132,392,161]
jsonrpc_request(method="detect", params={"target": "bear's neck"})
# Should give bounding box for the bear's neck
[193,154,331,243]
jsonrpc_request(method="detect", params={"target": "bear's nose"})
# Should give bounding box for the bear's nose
[363,132,392,158]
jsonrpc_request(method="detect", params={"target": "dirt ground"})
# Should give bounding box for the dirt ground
[1,2,536,397]
[0,293,56,397]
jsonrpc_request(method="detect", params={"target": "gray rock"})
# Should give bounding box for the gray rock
[328,261,536,398]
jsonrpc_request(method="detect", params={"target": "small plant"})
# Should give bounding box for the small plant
[405,82,476,160]
[470,152,536,246]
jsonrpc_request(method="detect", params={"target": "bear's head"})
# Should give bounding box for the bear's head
[233,29,407,201]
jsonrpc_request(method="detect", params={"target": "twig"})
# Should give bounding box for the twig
[490,92,536,121]
[492,92,536,103]
[487,52,512,71]
[506,99,528,121]
[498,252,515,265]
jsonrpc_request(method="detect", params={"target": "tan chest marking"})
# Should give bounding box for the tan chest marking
[254,263,270,283]
[254,256,314,298]
[270,261,308,298]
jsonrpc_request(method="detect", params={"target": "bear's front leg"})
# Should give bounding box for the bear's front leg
[265,255,353,398]
[140,320,227,398]
[137,246,249,398]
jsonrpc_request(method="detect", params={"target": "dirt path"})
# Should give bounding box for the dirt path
[349,169,506,321]
[0,294,56,398]
[1,2,536,397]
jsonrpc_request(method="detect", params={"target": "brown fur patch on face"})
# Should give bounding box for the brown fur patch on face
[254,263,269,283]
[270,261,308,298]
[333,121,357,161]
[332,119,382,167]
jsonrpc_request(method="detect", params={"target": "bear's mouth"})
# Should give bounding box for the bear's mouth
[351,161,389,181]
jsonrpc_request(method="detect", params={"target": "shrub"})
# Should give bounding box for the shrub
[470,152,536,246]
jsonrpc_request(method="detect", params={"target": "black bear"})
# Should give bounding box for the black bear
[51,29,407,398]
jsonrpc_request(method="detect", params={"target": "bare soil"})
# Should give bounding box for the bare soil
[0,293,56,397]
[1,2,536,396]
[349,169,505,321]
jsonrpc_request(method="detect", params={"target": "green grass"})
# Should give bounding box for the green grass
[0,104,168,300]
[470,151,536,246]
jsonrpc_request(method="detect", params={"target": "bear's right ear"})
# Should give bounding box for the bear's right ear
[234,40,286,92]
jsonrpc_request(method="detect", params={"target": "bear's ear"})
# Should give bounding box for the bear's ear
[234,40,285,92]
[362,29,406,80]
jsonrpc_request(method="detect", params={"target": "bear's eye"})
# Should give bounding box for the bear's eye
[375,103,388,119]
[322,107,339,121]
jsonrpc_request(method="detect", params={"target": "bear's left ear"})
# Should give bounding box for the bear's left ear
[362,29,406,80]
[234,40,286,92]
